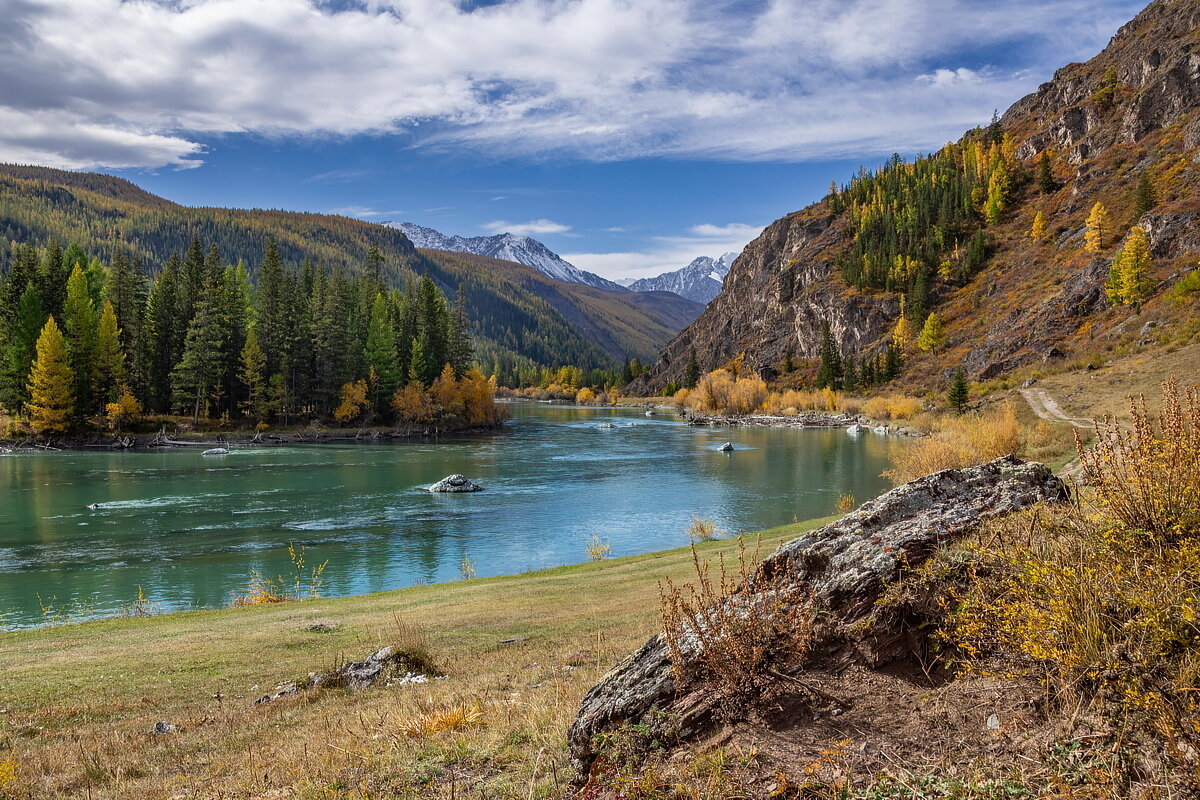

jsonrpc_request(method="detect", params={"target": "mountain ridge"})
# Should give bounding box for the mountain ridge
[625,252,738,303]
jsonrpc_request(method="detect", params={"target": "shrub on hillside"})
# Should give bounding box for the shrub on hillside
[883,402,1022,483]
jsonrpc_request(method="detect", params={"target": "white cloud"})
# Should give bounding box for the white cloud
[483,219,572,236]
[0,0,1145,169]
[564,221,761,280]
[330,205,406,218]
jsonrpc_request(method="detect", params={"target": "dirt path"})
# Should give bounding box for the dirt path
[1019,387,1093,429]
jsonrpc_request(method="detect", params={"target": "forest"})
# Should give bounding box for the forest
[0,235,505,435]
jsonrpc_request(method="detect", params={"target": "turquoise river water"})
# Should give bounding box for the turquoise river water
[0,403,908,628]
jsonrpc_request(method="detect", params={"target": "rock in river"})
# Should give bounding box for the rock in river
[718,442,735,452]
[429,474,484,493]
[202,447,229,456]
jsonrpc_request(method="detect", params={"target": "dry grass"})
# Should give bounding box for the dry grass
[686,517,721,542]
[835,493,856,513]
[1078,379,1200,538]
[658,536,814,716]
[883,402,1023,484]
[229,543,328,607]
[585,534,612,561]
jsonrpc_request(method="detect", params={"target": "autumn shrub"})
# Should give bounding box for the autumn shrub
[862,394,923,421]
[585,534,612,561]
[659,537,814,715]
[1077,380,1200,539]
[686,516,721,542]
[883,402,1023,483]
[398,704,484,738]
[576,386,596,404]
[230,543,328,606]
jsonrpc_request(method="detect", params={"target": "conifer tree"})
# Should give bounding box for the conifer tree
[815,322,843,389]
[1133,172,1157,220]
[140,257,181,411]
[917,312,947,352]
[26,317,74,434]
[62,265,97,417]
[363,293,398,415]
[947,367,969,414]
[1037,152,1057,194]
[892,301,913,353]
[104,244,146,352]
[239,328,269,423]
[94,301,126,405]
[1085,202,1109,252]
[180,235,206,327]
[1,283,45,413]
[1031,211,1050,242]
[683,350,700,389]
[37,239,68,321]
[1108,226,1155,306]
[256,237,291,377]
[447,284,473,376]
[171,295,226,421]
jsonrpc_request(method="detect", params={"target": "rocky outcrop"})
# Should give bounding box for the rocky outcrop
[429,474,484,492]
[568,456,1068,781]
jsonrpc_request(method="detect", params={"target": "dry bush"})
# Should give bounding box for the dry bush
[687,517,722,542]
[862,394,923,420]
[883,402,1023,483]
[1077,379,1200,538]
[586,534,612,561]
[398,704,485,738]
[230,543,328,606]
[659,537,814,714]
[835,493,856,513]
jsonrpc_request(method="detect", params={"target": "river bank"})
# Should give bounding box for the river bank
[0,420,508,454]
[680,408,926,435]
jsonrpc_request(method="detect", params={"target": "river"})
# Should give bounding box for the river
[0,403,908,628]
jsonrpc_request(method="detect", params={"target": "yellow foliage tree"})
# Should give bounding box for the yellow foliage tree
[575,387,596,405]
[393,381,435,426]
[26,316,74,435]
[430,363,464,419]
[1030,210,1049,242]
[105,385,143,432]
[917,312,948,352]
[333,379,369,424]
[1107,226,1155,306]
[892,305,913,353]
[1085,202,1109,252]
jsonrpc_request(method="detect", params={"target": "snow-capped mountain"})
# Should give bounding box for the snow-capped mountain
[391,222,626,292]
[625,252,738,304]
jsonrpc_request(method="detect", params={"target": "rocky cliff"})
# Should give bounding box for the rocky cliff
[633,0,1200,394]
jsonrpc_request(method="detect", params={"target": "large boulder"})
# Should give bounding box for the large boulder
[429,474,484,493]
[568,455,1069,781]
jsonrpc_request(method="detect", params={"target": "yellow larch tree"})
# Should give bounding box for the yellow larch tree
[1030,211,1049,242]
[1085,202,1109,252]
[26,316,75,435]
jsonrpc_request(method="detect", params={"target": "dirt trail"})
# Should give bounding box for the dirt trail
[1019,387,1093,429]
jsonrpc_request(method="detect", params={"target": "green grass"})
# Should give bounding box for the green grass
[0,517,830,799]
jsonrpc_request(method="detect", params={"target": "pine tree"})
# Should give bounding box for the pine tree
[26,317,74,434]
[917,312,948,352]
[180,235,206,328]
[36,239,68,321]
[1031,211,1049,242]
[239,328,269,423]
[104,243,146,352]
[1085,202,1109,252]
[94,301,126,405]
[947,367,969,414]
[815,322,843,389]
[62,265,97,417]
[414,276,450,385]
[256,237,292,377]
[1,283,45,413]
[363,293,398,415]
[140,258,181,411]
[683,350,700,389]
[1133,172,1157,220]
[171,295,227,421]
[1037,152,1057,194]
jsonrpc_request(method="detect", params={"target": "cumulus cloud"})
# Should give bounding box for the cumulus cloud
[565,221,762,280]
[0,0,1144,169]
[483,219,572,236]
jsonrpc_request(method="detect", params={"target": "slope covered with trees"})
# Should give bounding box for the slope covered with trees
[631,0,1200,396]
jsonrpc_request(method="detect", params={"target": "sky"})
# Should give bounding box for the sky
[0,0,1146,280]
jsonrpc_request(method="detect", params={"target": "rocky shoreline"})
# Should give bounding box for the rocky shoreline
[682,409,923,435]
[0,421,507,454]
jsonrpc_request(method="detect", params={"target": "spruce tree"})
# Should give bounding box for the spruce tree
[1133,173,1157,220]
[683,349,700,389]
[62,265,98,417]
[363,293,399,415]
[140,258,181,411]
[94,301,126,405]
[947,367,969,414]
[1037,152,1057,194]
[26,316,74,434]
[447,284,473,376]
[815,322,843,389]
[1,283,45,413]
[171,295,226,421]
[239,328,269,423]
[37,239,68,321]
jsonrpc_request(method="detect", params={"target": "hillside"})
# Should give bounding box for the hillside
[632,0,1200,394]
[0,165,694,371]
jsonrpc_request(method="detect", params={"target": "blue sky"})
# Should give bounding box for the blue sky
[0,0,1146,279]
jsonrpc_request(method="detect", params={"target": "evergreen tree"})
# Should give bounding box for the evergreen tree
[917,312,948,352]
[1133,172,1157,220]
[239,328,269,423]
[104,243,146,351]
[815,322,843,389]
[180,234,206,327]
[1037,152,1057,194]
[62,265,97,417]
[140,257,182,411]
[94,301,126,405]
[171,295,227,421]
[256,237,292,377]
[414,276,450,385]
[1,283,45,413]
[947,367,969,413]
[447,284,473,376]
[683,349,700,389]
[882,343,902,381]
[363,293,399,415]
[26,316,74,434]
[36,239,68,321]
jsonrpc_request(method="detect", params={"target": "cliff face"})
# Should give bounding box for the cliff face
[634,0,1200,393]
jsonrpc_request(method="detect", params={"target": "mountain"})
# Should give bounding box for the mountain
[625,252,738,303]
[631,0,1200,394]
[391,222,626,292]
[0,165,697,371]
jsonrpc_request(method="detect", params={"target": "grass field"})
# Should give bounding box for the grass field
[0,519,829,799]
